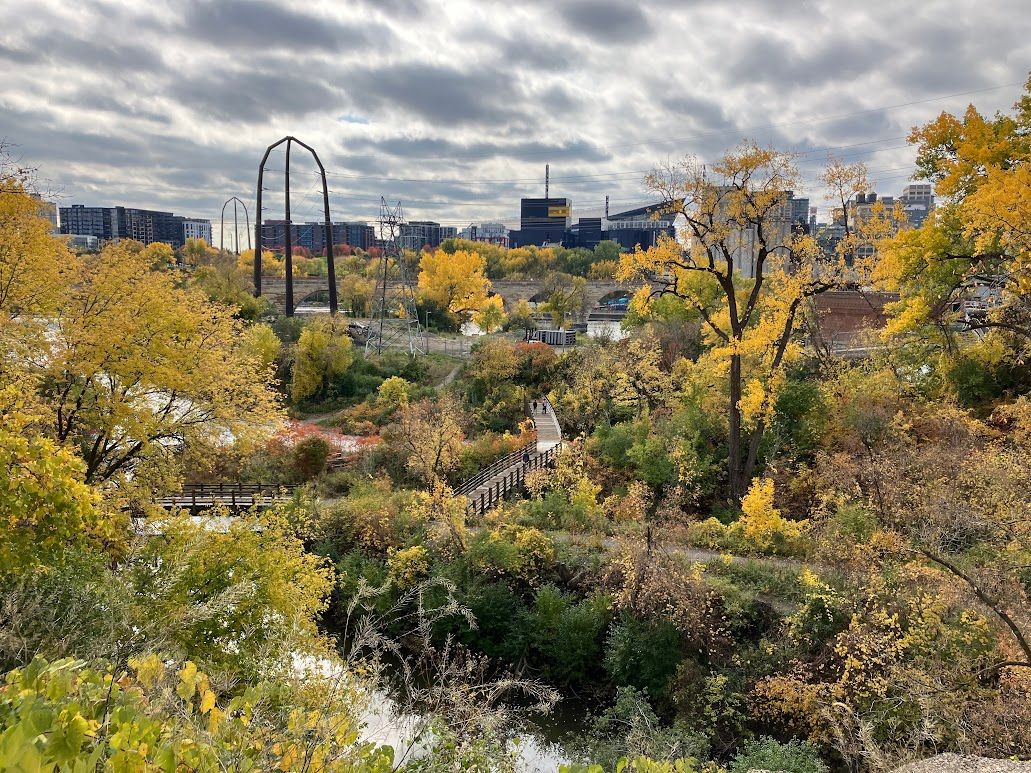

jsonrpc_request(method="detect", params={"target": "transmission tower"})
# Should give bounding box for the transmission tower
[366,197,423,355]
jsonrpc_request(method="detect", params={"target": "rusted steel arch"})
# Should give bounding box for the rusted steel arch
[253,136,338,315]
[220,196,251,255]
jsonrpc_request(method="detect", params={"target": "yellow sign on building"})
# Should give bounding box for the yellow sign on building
[547,206,570,217]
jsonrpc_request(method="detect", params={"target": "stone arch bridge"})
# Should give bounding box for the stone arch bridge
[261,277,649,315]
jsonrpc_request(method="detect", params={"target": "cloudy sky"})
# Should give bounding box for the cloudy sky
[2,0,1028,246]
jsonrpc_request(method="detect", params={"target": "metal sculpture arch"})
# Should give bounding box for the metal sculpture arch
[253,136,337,315]
[220,196,251,255]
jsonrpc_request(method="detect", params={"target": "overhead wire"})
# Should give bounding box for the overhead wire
[202,81,1021,228]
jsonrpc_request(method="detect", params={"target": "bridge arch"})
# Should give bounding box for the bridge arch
[594,290,632,308]
[296,289,331,309]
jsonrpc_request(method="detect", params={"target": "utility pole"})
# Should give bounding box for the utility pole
[545,163,549,199]
[284,139,293,316]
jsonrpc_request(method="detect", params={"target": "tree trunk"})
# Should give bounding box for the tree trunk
[728,352,743,508]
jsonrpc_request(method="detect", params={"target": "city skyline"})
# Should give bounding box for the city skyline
[2,0,1029,246]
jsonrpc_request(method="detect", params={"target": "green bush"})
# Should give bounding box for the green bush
[576,686,709,771]
[453,581,531,664]
[730,737,827,773]
[603,616,684,701]
[528,586,612,685]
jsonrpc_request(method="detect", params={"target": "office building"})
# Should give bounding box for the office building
[460,222,509,246]
[898,183,934,228]
[603,204,676,250]
[60,204,189,248]
[183,218,212,245]
[568,217,603,249]
[508,197,572,247]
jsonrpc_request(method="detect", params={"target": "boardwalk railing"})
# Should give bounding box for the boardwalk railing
[463,443,562,518]
[453,443,536,497]
[148,483,296,511]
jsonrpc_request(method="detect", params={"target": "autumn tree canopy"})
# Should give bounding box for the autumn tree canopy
[619,143,849,505]
[20,238,283,484]
[876,76,1031,352]
[417,248,491,319]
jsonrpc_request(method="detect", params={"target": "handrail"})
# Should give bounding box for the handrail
[453,442,536,496]
[142,482,296,511]
[464,441,563,517]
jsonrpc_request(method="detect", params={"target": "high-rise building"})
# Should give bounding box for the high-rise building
[183,218,212,245]
[789,194,810,232]
[60,205,113,241]
[399,221,445,251]
[113,207,185,247]
[847,192,896,261]
[709,190,802,279]
[508,198,572,247]
[262,220,376,254]
[898,183,934,228]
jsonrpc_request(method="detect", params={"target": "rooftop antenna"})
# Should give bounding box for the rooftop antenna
[545,163,549,199]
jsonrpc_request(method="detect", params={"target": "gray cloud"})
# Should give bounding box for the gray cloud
[178,0,382,52]
[557,0,653,43]
[346,63,516,126]
[171,69,345,122]
[0,0,1027,233]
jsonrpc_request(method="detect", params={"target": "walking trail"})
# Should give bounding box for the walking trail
[462,398,561,506]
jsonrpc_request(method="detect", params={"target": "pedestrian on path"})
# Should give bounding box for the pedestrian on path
[532,400,538,413]
[522,449,530,468]
[542,401,548,415]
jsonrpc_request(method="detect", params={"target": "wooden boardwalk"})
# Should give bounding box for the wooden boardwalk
[459,398,563,517]
[142,400,563,523]
[146,483,295,512]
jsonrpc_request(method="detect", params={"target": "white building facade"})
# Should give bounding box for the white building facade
[183,218,212,244]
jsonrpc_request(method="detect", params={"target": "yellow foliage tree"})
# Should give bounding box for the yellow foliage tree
[0,386,127,578]
[0,172,77,346]
[238,248,285,278]
[731,477,806,555]
[619,143,847,505]
[474,294,507,333]
[387,395,466,485]
[290,316,354,403]
[36,241,283,483]
[875,76,1031,353]
[418,248,490,317]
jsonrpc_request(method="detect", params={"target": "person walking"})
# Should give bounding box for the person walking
[522,448,531,468]
[542,401,548,415]
[532,400,538,413]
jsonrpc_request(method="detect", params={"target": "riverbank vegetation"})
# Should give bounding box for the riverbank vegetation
[2,81,1031,770]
